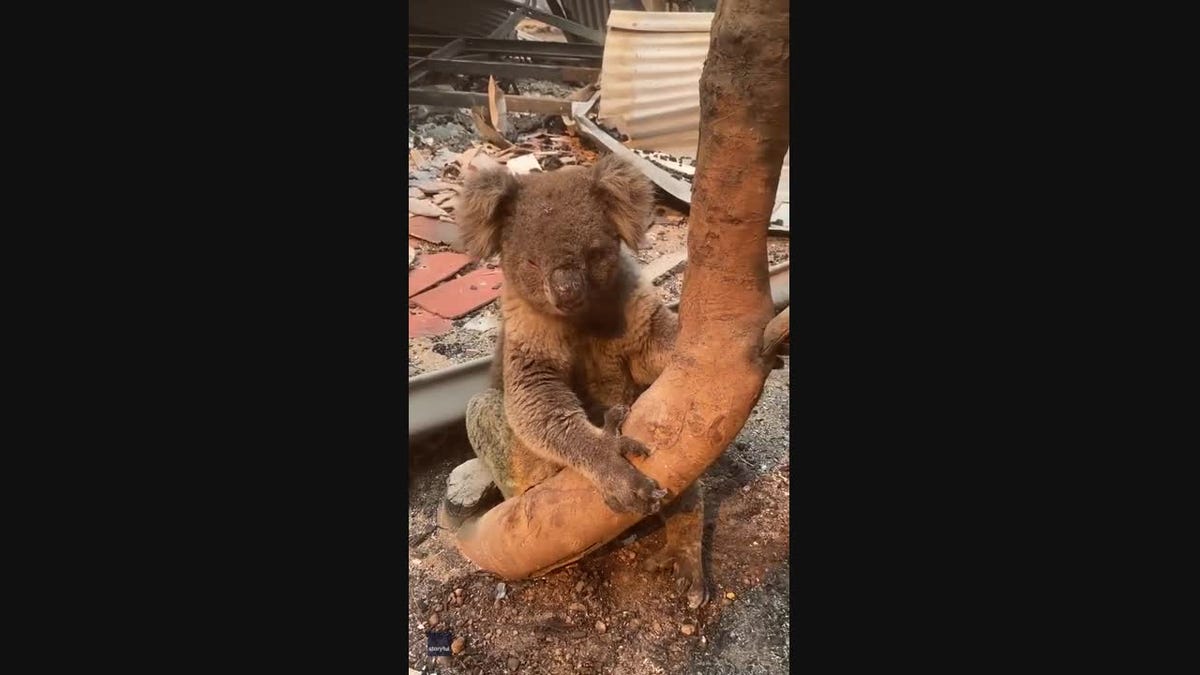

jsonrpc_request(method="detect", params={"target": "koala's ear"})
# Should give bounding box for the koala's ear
[591,154,654,249]
[456,167,518,260]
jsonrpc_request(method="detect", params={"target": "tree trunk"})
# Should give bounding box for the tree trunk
[455,0,790,578]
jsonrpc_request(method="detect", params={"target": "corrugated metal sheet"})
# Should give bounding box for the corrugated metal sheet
[409,0,517,38]
[599,11,790,217]
[597,11,714,157]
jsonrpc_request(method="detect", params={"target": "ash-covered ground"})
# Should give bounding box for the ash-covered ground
[408,362,791,674]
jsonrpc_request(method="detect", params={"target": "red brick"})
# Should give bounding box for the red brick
[409,252,472,297]
[409,309,453,338]
[409,215,462,247]
[412,268,504,319]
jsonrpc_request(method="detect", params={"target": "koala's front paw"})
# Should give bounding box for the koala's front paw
[603,405,650,458]
[599,462,668,516]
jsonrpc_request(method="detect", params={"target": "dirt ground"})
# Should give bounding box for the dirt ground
[407,362,790,674]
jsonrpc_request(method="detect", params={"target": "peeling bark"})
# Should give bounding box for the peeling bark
[455,0,790,579]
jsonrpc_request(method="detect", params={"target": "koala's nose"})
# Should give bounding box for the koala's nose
[549,268,585,310]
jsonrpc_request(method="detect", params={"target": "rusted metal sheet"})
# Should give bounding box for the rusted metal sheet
[596,10,713,158]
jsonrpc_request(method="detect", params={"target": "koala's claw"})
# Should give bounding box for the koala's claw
[618,436,651,459]
[600,465,666,516]
[644,546,708,609]
[603,405,631,436]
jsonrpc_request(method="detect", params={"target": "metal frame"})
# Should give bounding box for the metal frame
[408,36,603,110]
[410,35,604,61]
[489,7,527,38]
[409,38,465,86]
[408,88,574,114]
[416,58,598,83]
[491,0,605,44]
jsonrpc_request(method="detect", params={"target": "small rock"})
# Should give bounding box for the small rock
[507,154,541,175]
[454,588,464,597]
[568,602,586,612]
[574,580,586,593]
[451,636,466,655]
[495,582,507,600]
[446,459,501,516]
[680,623,696,636]
[507,656,520,670]
[742,484,752,493]
[726,591,736,600]
[428,612,440,627]
[464,315,498,332]
[595,620,606,633]
[434,604,443,612]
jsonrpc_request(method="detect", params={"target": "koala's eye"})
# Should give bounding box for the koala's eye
[526,259,540,269]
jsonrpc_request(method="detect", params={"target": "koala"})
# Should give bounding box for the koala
[456,155,708,608]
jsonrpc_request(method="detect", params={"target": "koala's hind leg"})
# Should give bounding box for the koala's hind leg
[464,388,562,500]
[642,482,708,609]
[464,389,519,499]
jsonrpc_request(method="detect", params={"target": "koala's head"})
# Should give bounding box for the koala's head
[456,155,654,318]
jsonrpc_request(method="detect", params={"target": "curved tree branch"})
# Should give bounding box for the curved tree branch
[455,0,790,578]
